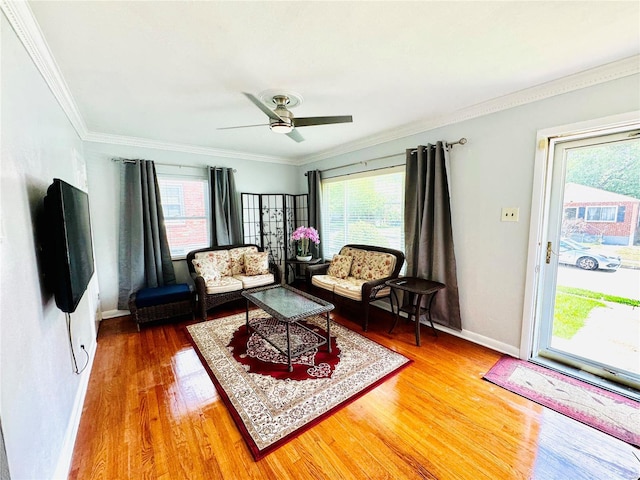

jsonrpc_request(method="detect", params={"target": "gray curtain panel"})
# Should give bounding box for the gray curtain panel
[209,167,242,246]
[307,169,323,260]
[0,419,9,480]
[404,143,462,330]
[118,159,176,309]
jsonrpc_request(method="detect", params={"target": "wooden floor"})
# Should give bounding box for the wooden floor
[69,297,639,479]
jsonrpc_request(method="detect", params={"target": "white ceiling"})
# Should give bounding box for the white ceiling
[21,1,640,163]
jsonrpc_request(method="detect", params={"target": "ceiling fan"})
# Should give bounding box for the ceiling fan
[218,92,353,142]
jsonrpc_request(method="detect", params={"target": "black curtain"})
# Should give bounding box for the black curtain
[404,143,462,330]
[307,170,323,260]
[118,159,175,309]
[209,167,242,246]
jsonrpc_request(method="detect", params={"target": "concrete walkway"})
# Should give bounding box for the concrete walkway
[552,302,640,375]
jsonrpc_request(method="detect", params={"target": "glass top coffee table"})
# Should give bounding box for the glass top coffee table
[241,285,335,372]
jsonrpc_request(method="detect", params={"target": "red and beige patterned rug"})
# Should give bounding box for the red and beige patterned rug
[187,310,411,460]
[484,355,639,447]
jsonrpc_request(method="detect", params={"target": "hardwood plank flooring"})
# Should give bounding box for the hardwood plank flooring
[69,299,639,479]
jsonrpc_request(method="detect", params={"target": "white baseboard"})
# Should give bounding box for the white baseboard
[52,339,97,480]
[101,309,130,319]
[372,301,518,357]
[440,325,519,357]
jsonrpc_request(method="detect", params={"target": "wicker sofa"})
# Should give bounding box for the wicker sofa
[306,244,405,331]
[186,244,282,319]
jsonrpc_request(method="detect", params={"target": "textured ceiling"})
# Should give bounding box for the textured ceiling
[25,1,640,162]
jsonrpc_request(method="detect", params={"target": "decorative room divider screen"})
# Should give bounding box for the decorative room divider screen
[241,193,309,278]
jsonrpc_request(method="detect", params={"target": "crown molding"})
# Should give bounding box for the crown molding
[1,0,88,137]
[299,55,640,165]
[4,0,637,166]
[83,132,293,165]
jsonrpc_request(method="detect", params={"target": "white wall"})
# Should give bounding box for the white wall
[84,142,300,314]
[1,13,99,480]
[300,74,640,353]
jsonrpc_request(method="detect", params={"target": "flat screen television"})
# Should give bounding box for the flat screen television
[44,178,95,313]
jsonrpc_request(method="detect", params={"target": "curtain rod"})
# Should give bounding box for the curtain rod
[306,138,467,176]
[111,158,236,172]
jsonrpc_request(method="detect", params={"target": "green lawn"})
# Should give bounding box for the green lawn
[553,293,605,339]
[553,287,640,340]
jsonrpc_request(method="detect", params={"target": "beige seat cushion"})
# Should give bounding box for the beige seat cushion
[233,273,274,289]
[205,276,243,294]
[333,277,392,301]
[311,274,343,292]
[228,246,258,275]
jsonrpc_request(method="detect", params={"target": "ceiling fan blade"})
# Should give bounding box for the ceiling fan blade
[217,123,268,130]
[286,129,305,143]
[294,115,353,127]
[243,92,284,121]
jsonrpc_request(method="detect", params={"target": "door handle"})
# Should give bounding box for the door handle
[546,242,552,264]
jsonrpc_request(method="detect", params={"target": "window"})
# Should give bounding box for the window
[157,175,210,258]
[161,184,184,218]
[322,166,405,259]
[563,207,577,220]
[585,206,617,222]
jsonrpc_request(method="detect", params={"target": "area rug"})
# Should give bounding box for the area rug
[186,310,412,460]
[483,356,639,447]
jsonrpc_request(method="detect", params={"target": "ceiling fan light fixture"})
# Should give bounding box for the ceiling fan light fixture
[270,121,293,134]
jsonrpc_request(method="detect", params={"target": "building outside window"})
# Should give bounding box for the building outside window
[322,166,405,259]
[586,205,617,222]
[157,175,210,258]
[563,207,577,220]
[161,184,184,218]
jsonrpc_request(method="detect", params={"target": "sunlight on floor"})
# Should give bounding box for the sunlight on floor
[167,348,218,417]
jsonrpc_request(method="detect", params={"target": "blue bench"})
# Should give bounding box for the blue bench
[128,284,194,330]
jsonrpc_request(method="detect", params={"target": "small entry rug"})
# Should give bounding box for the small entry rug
[186,310,411,460]
[483,356,639,447]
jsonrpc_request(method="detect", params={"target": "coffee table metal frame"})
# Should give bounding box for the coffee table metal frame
[241,284,335,372]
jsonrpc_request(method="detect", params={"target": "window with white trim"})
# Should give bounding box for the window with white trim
[322,166,405,259]
[157,174,210,258]
[585,205,617,222]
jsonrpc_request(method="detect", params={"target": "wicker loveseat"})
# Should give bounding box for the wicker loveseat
[187,244,282,319]
[306,244,405,331]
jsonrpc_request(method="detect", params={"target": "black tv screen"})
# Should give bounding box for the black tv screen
[44,178,95,313]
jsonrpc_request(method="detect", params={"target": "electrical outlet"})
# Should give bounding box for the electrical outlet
[501,207,519,222]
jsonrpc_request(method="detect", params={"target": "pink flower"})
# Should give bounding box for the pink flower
[291,226,320,244]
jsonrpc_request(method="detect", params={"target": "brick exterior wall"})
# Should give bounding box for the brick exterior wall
[563,200,639,246]
[160,178,209,255]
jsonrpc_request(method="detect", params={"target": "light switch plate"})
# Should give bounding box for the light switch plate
[501,207,519,222]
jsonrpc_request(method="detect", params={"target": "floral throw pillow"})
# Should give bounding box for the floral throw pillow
[341,247,367,279]
[191,257,222,284]
[202,271,221,285]
[359,252,396,280]
[327,254,353,279]
[229,246,258,275]
[244,252,269,275]
[194,250,231,277]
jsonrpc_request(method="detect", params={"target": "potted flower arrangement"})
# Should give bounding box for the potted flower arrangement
[291,226,320,261]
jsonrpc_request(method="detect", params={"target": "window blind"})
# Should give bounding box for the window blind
[322,166,405,259]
